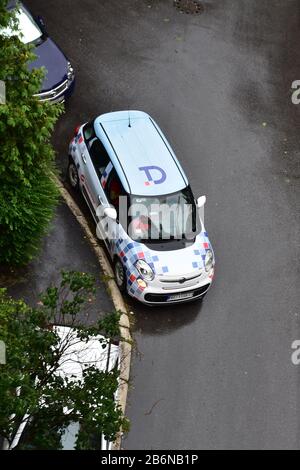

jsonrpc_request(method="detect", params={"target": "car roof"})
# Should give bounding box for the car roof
[53,326,119,381]
[94,111,189,196]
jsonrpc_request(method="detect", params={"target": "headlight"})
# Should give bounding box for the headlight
[67,61,74,80]
[135,260,154,281]
[204,249,214,272]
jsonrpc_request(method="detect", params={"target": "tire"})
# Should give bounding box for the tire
[67,158,79,190]
[114,258,127,293]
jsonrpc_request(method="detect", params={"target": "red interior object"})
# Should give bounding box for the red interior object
[74,125,81,136]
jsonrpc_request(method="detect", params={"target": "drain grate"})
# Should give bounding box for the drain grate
[173,0,204,14]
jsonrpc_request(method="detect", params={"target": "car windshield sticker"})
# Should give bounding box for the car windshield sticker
[139,166,167,186]
[101,162,113,189]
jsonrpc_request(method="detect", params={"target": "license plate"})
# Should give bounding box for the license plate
[167,292,194,302]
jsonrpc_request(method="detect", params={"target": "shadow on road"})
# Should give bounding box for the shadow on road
[127,296,202,336]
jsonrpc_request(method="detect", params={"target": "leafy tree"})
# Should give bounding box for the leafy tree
[0,271,128,450]
[0,1,63,265]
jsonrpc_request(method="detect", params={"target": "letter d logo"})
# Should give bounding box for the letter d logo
[139,166,167,186]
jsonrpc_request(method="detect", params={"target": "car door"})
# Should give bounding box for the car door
[98,165,127,256]
[95,160,114,252]
[80,122,110,222]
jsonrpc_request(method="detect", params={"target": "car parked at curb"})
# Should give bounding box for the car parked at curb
[3,1,75,103]
[2,326,119,451]
[68,110,215,305]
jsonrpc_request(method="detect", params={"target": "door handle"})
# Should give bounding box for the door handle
[81,153,87,164]
[98,195,104,204]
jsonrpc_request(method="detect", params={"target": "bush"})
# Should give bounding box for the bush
[0,170,59,264]
[0,1,63,265]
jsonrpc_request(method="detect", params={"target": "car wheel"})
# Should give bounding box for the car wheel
[114,258,127,293]
[68,158,79,190]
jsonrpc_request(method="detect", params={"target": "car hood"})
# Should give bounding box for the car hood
[144,232,212,276]
[29,37,68,92]
[116,230,212,278]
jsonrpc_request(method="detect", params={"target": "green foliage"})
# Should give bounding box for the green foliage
[0,1,63,265]
[0,271,128,450]
[0,170,59,264]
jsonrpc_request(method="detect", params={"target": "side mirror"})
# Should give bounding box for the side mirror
[197,195,206,208]
[104,207,117,221]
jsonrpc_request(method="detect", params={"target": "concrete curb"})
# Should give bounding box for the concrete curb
[54,176,131,450]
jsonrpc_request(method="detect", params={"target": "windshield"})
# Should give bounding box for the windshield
[1,6,43,45]
[128,187,200,243]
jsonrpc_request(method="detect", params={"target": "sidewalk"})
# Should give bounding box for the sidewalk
[3,202,114,323]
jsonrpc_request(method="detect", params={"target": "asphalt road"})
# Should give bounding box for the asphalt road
[26,0,300,449]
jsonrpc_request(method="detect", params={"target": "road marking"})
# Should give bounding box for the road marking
[53,175,132,450]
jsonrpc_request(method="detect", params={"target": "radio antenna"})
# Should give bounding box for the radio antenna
[128,109,131,128]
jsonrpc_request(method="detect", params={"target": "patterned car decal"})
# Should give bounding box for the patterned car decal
[75,133,84,145]
[101,162,113,189]
[110,225,213,299]
[113,234,152,297]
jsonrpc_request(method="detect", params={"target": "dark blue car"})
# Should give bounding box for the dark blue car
[5,1,75,103]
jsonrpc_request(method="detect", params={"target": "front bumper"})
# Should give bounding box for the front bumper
[34,74,75,104]
[128,270,214,305]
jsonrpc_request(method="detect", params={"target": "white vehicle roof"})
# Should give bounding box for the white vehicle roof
[2,4,42,45]
[54,326,119,381]
[5,326,119,451]
[94,110,189,196]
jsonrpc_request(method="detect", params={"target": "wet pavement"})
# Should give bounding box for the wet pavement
[26,0,300,449]
[3,203,113,324]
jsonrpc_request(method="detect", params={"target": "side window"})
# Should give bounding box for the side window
[89,138,110,178]
[83,121,95,142]
[104,169,125,214]
[83,122,110,179]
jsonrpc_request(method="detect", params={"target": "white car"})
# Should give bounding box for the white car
[68,110,215,305]
[3,327,119,451]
